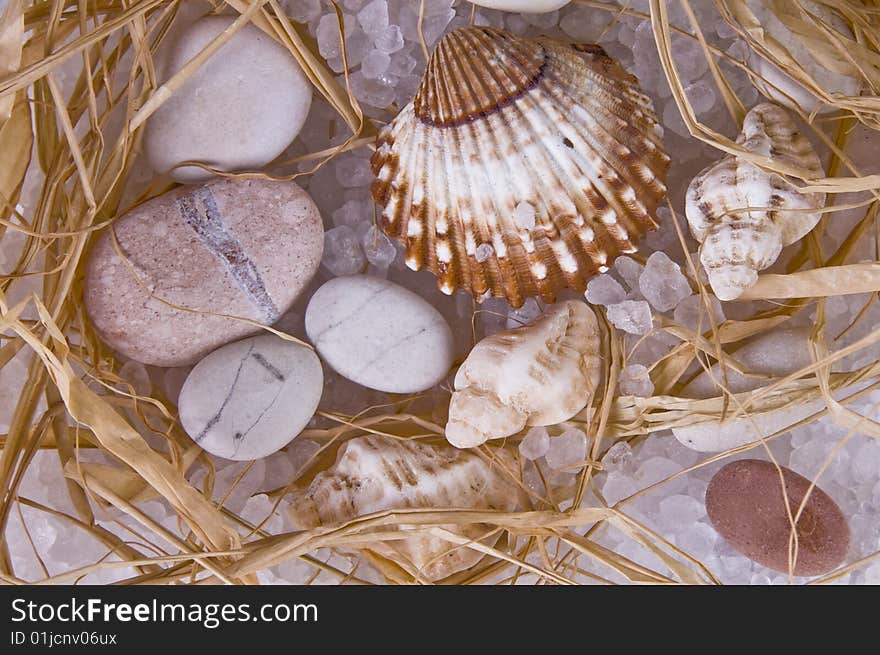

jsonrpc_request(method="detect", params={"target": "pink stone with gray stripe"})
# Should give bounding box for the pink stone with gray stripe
[85,177,323,367]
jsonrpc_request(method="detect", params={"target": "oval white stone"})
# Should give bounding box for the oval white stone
[743,0,861,115]
[304,275,454,393]
[468,0,571,12]
[179,334,323,461]
[145,15,312,182]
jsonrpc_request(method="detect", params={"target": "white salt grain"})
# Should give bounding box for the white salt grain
[602,441,634,473]
[323,225,366,276]
[519,426,551,461]
[375,24,404,54]
[585,274,627,306]
[476,243,494,263]
[685,78,717,115]
[639,251,691,312]
[333,199,371,228]
[359,224,397,269]
[618,363,654,397]
[606,300,653,335]
[676,522,717,559]
[673,293,725,333]
[513,201,536,230]
[334,156,373,188]
[545,428,588,471]
[317,14,345,59]
[506,297,541,328]
[361,49,391,78]
[282,0,321,23]
[357,0,389,34]
[614,256,644,290]
[659,494,705,524]
[119,360,151,396]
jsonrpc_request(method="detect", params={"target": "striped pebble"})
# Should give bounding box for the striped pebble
[85,178,323,367]
[179,334,322,461]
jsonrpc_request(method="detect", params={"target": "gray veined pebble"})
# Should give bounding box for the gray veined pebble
[446,300,602,449]
[145,15,313,182]
[304,275,454,393]
[288,435,522,582]
[685,103,825,301]
[178,334,323,461]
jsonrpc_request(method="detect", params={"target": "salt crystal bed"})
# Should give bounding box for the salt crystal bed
[3,0,880,585]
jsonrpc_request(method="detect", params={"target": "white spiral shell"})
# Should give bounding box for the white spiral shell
[685,103,825,301]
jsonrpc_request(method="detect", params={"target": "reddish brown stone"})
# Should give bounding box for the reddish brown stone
[706,459,850,577]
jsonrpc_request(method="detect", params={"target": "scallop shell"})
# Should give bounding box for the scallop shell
[288,435,521,582]
[371,27,670,308]
[685,103,825,301]
[446,300,602,449]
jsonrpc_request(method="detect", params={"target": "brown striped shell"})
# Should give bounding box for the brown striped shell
[288,435,522,582]
[685,103,825,301]
[370,26,670,307]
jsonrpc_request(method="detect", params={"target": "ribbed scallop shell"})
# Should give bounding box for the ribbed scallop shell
[685,103,825,301]
[371,27,670,308]
[288,435,521,582]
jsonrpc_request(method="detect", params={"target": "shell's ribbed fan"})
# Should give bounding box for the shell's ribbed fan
[371,26,670,307]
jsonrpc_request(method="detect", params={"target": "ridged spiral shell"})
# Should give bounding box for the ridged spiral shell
[446,300,602,448]
[288,435,521,582]
[371,27,670,308]
[685,103,825,301]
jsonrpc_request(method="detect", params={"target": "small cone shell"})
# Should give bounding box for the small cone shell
[288,435,521,582]
[685,103,825,301]
[446,300,602,448]
[371,27,670,308]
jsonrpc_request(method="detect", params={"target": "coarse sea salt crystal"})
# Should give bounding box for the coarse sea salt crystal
[332,198,371,228]
[119,360,151,396]
[606,300,653,335]
[545,428,588,471]
[659,494,705,524]
[603,441,634,473]
[618,363,654,397]
[282,0,322,23]
[513,201,536,230]
[519,426,550,461]
[349,71,396,107]
[639,251,691,312]
[506,297,541,328]
[375,24,404,54]
[361,49,391,78]
[323,225,366,276]
[316,13,346,59]
[334,156,373,188]
[673,293,725,333]
[475,243,494,263]
[359,223,397,268]
[614,256,644,290]
[585,274,627,306]
[357,0,389,34]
